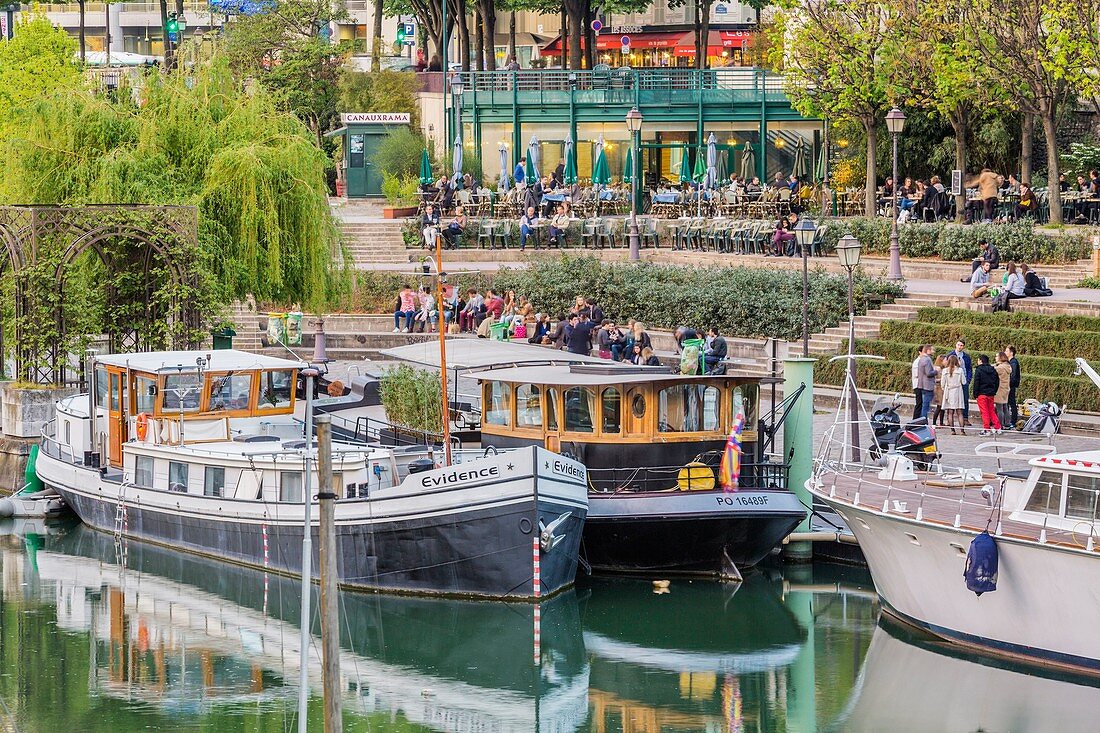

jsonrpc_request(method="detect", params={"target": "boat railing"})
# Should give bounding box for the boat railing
[346,414,461,452]
[588,453,789,494]
[40,419,80,466]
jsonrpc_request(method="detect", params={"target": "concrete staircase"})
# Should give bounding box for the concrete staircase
[340,219,412,267]
[225,300,263,352]
[807,294,953,356]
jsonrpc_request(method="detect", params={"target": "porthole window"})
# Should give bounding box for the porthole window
[631,393,646,419]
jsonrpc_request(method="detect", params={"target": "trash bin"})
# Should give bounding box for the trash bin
[489,322,510,341]
[681,338,706,375]
[286,311,303,346]
[212,327,236,350]
[267,313,287,345]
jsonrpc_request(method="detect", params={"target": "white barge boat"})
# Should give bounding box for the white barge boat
[35,350,587,600]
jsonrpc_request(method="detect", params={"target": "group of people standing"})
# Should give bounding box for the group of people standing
[912,340,1021,436]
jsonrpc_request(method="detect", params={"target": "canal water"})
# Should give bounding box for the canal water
[1,519,1098,732]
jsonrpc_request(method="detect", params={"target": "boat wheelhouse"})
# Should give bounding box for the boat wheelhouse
[37,350,588,600]
[474,363,806,577]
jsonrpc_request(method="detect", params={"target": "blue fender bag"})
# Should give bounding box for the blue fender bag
[964,531,998,596]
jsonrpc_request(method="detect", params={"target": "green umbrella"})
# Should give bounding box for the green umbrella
[418,149,433,185]
[693,146,707,183]
[525,148,537,184]
[592,148,611,186]
[564,135,578,185]
[678,145,692,184]
[623,146,634,184]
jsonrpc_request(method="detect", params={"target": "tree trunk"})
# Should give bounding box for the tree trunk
[1039,107,1062,224]
[472,4,483,70]
[863,116,878,217]
[697,0,710,70]
[509,11,518,65]
[456,0,470,71]
[584,5,595,69]
[371,0,384,72]
[1020,112,1034,184]
[560,6,568,70]
[482,0,497,70]
[693,0,702,69]
[950,111,967,223]
[159,0,174,71]
[78,0,86,63]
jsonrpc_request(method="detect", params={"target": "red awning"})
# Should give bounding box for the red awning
[541,31,687,56]
[673,30,754,56]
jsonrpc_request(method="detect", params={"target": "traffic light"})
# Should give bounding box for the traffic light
[396,25,406,45]
[166,12,179,43]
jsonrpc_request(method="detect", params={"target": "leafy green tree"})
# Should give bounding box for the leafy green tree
[0,10,81,113]
[770,1,900,216]
[338,69,421,127]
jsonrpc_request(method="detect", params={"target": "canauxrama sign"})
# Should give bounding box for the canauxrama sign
[341,112,411,125]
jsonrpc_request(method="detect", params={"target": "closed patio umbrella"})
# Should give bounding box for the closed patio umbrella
[678,145,692,184]
[792,137,809,179]
[564,134,578,185]
[594,134,605,169]
[527,135,540,182]
[592,147,611,214]
[498,143,510,192]
[705,133,718,190]
[815,141,827,182]
[693,146,707,185]
[740,140,756,181]
[419,149,433,186]
[451,136,463,187]
[624,146,634,184]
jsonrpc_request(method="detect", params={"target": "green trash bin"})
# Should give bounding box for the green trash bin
[681,337,706,375]
[212,327,236,350]
[489,322,510,341]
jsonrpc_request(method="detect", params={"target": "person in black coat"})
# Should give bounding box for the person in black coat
[1006,345,1021,428]
[972,354,1002,434]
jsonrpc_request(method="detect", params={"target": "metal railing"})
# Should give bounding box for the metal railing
[454,67,786,94]
[588,453,789,494]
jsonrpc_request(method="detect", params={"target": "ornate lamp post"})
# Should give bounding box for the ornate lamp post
[836,234,863,462]
[626,106,644,261]
[792,217,817,357]
[885,106,907,281]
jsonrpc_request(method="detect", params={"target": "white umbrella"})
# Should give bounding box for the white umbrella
[452,137,463,187]
[705,132,718,191]
[498,143,510,192]
[527,135,541,182]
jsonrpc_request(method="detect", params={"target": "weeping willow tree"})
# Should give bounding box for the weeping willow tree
[0,44,344,309]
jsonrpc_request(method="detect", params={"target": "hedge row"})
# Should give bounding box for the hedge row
[490,255,904,341]
[814,357,1100,413]
[818,218,1090,265]
[877,320,1100,361]
[843,339,1079,379]
[914,306,1100,334]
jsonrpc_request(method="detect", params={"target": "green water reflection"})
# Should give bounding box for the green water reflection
[1,518,1096,732]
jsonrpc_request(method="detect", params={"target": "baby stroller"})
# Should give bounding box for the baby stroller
[1021,399,1062,435]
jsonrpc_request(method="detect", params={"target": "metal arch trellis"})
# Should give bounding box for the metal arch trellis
[0,205,201,385]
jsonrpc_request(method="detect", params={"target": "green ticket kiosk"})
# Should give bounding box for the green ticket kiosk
[328,112,411,198]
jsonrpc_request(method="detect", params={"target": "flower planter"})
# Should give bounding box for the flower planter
[0,384,78,439]
[383,206,418,219]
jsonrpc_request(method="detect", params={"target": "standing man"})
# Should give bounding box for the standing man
[564,313,596,355]
[1006,344,1021,429]
[915,344,937,420]
[951,340,973,426]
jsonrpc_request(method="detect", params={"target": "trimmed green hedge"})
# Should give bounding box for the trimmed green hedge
[815,357,1100,412]
[914,306,1100,333]
[819,218,1089,265]
[843,339,1079,379]
[877,320,1100,361]
[490,255,904,340]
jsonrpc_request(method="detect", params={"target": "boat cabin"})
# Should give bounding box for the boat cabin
[1008,453,1100,531]
[64,350,305,468]
[475,364,768,492]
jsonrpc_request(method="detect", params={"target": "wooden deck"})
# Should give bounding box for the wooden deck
[816,470,1095,552]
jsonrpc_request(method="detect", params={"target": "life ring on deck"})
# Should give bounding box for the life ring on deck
[136,413,151,442]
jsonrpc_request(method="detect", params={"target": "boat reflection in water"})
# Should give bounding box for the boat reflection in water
[831,621,1100,733]
[3,521,887,732]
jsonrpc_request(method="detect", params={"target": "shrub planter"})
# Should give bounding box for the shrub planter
[0,384,78,439]
[383,206,418,219]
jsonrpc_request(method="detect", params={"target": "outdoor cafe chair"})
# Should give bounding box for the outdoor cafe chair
[477,219,496,249]
[600,218,621,249]
[683,218,707,251]
[581,218,601,249]
[493,220,514,249]
[641,217,660,249]
[704,218,727,252]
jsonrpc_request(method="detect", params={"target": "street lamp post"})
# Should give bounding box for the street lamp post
[885,106,906,281]
[626,107,644,261]
[792,218,817,357]
[836,234,863,463]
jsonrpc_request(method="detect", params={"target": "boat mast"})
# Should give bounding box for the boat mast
[436,235,453,467]
[298,367,318,733]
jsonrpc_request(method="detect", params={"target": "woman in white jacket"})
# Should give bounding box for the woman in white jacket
[941,354,967,434]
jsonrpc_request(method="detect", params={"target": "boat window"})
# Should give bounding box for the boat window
[258,369,295,410]
[546,388,559,431]
[134,375,157,414]
[204,466,225,498]
[169,461,189,492]
[95,366,108,409]
[733,384,758,430]
[109,372,120,412]
[281,471,303,503]
[1065,474,1100,520]
[135,455,154,488]
[564,387,595,433]
[163,373,202,413]
[601,387,621,433]
[207,372,253,412]
[1025,470,1064,513]
[485,381,512,426]
[658,384,721,432]
[516,384,542,428]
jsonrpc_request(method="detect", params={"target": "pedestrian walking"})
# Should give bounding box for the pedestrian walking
[972,354,1002,435]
